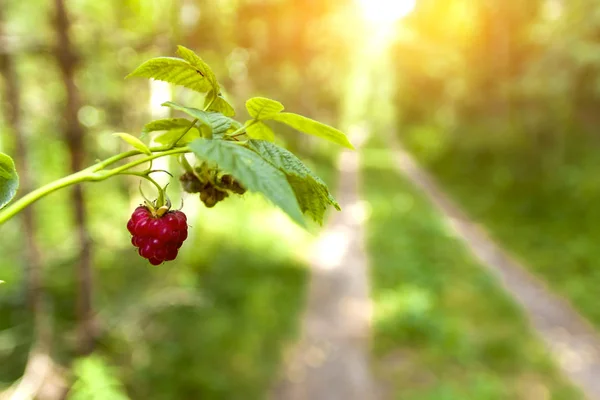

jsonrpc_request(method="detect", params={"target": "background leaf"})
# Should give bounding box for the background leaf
[204,90,236,117]
[113,133,151,155]
[162,101,212,128]
[189,139,305,226]
[227,119,244,133]
[153,127,201,145]
[246,97,284,119]
[0,152,19,210]
[270,113,354,149]
[246,140,340,224]
[286,175,336,225]
[175,45,219,92]
[142,118,192,136]
[152,108,234,140]
[246,121,275,141]
[205,112,234,136]
[126,57,213,93]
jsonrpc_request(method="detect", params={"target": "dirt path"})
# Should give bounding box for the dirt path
[390,139,600,400]
[271,135,377,400]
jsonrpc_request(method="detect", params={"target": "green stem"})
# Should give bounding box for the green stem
[0,147,191,225]
[179,154,194,173]
[0,170,93,225]
[90,145,174,171]
[198,95,217,140]
[172,119,199,147]
[93,149,139,170]
[1,94,226,226]
[102,147,189,176]
[171,96,222,145]
[204,95,217,111]
[225,119,257,139]
[229,131,247,139]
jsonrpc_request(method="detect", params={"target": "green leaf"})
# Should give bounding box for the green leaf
[206,113,229,133]
[246,97,284,119]
[162,101,212,127]
[142,118,192,135]
[229,119,243,131]
[246,140,340,224]
[142,117,201,145]
[286,174,337,225]
[213,96,236,117]
[246,121,275,141]
[159,104,235,139]
[270,113,354,149]
[113,132,151,155]
[0,152,19,210]
[208,111,242,136]
[126,57,213,93]
[204,90,235,117]
[154,127,201,145]
[176,45,219,92]
[224,118,243,135]
[189,139,305,226]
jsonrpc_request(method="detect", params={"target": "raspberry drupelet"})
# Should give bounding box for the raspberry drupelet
[127,206,188,265]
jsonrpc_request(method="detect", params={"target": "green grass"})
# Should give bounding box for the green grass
[402,124,600,329]
[362,138,580,399]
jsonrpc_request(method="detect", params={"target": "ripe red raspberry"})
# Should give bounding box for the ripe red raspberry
[127,206,188,265]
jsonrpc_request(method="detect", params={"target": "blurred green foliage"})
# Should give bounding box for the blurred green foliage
[362,137,581,399]
[396,0,600,330]
[1,194,311,398]
[0,0,345,397]
[3,0,598,397]
[68,355,130,400]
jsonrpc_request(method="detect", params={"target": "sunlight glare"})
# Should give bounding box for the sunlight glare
[357,0,416,25]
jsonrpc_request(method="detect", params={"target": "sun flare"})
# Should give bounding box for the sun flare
[357,0,416,25]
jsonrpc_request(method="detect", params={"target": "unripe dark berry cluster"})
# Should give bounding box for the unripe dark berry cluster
[220,175,246,195]
[179,169,246,208]
[127,206,188,265]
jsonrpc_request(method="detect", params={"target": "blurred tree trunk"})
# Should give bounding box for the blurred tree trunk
[0,4,63,398]
[0,2,44,324]
[53,0,95,355]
